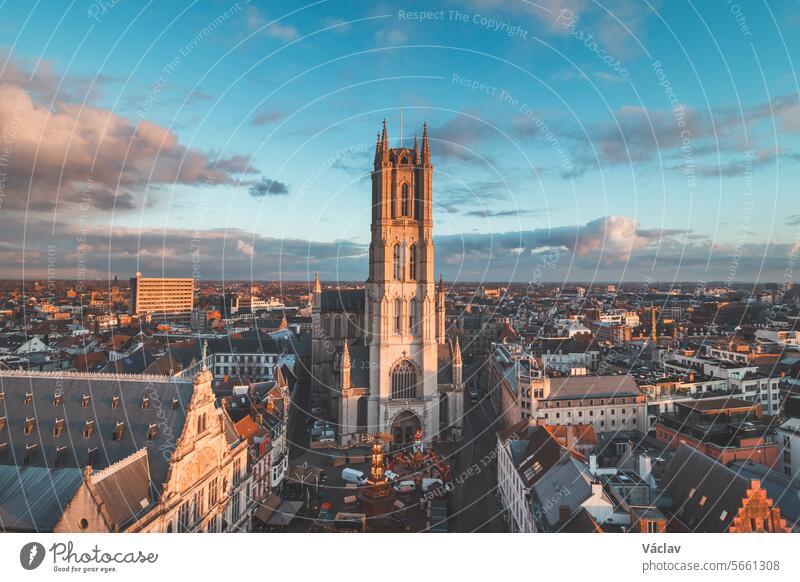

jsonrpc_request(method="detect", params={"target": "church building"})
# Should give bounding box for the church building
[311,122,463,446]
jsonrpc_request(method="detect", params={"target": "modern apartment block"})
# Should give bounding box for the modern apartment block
[129,272,194,319]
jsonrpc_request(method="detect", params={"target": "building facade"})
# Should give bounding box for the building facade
[130,272,194,318]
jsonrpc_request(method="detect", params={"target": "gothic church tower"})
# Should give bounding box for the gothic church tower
[365,121,440,443]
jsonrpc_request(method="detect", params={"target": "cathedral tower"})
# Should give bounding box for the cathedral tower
[365,121,440,444]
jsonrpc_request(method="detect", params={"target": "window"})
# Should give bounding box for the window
[393,244,402,280]
[197,413,206,434]
[394,299,402,334]
[391,359,418,399]
[54,445,67,467]
[84,420,95,438]
[409,299,417,334]
[53,393,63,406]
[111,395,120,408]
[147,423,158,440]
[141,396,150,410]
[409,244,417,280]
[24,392,33,405]
[177,501,191,533]
[82,394,91,408]
[24,417,35,435]
[647,521,660,533]
[208,477,219,507]
[53,418,65,437]
[113,421,125,441]
[401,183,410,216]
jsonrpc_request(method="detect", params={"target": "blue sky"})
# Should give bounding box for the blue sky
[1,0,799,284]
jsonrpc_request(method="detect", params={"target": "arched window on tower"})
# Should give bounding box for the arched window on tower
[394,299,402,334]
[391,359,418,399]
[409,244,416,280]
[409,298,417,334]
[401,183,410,217]
[393,244,402,280]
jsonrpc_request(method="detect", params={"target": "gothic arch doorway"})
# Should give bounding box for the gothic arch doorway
[391,410,422,445]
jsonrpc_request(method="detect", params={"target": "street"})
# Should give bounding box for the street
[449,357,506,532]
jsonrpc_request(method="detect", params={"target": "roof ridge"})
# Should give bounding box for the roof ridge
[0,369,193,383]
[91,447,149,482]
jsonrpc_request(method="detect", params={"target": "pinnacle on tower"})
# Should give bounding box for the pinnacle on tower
[313,272,321,293]
[453,335,462,365]
[374,132,381,164]
[438,273,444,294]
[341,340,351,368]
[421,121,430,164]
[381,119,389,160]
[413,133,419,164]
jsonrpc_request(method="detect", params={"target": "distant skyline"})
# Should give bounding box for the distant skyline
[1,1,799,285]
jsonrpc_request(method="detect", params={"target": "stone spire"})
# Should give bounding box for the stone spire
[313,272,321,294]
[413,133,419,164]
[340,341,351,391]
[381,119,389,162]
[421,122,430,164]
[374,132,381,165]
[452,336,463,386]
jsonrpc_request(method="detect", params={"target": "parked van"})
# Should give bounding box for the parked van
[393,480,416,495]
[341,467,367,486]
[421,478,444,493]
[384,470,400,483]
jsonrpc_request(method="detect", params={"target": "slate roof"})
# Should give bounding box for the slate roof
[348,345,370,389]
[656,445,751,533]
[546,374,641,401]
[437,343,453,385]
[0,464,83,532]
[0,371,194,493]
[531,454,593,529]
[320,290,365,313]
[90,447,153,530]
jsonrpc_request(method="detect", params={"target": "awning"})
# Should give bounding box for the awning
[266,500,304,527]
[253,494,282,524]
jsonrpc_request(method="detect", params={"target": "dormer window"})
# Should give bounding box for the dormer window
[0,391,4,401]
[81,394,91,408]
[147,423,158,440]
[172,398,180,410]
[111,395,120,408]
[83,419,95,438]
[53,418,65,437]
[23,417,35,435]
[0,417,6,430]
[113,421,125,441]
[141,396,150,410]
[54,445,67,467]
[24,443,37,465]
[53,393,63,406]
[24,392,33,405]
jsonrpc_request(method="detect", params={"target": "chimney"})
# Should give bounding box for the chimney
[589,454,598,474]
[565,425,576,452]
[688,371,695,383]
[638,454,653,483]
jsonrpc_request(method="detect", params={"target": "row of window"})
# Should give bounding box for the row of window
[15,392,180,410]
[11,416,160,441]
[216,354,276,364]
[390,183,421,220]
[393,298,419,335]
[392,244,418,281]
